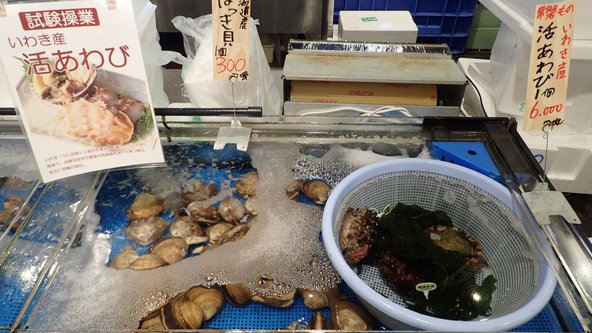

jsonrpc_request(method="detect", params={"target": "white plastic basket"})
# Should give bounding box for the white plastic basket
[322,158,556,331]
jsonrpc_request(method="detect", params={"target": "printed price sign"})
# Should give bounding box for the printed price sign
[212,0,251,81]
[523,2,576,131]
[0,0,164,182]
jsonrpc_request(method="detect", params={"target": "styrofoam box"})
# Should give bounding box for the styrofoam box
[0,0,168,107]
[481,0,592,60]
[338,11,418,43]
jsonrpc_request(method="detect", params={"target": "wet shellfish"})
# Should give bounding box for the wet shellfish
[218,197,245,224]
[127,192,164,221]
[124,216,169,246]
[235,171,258,198]
[110,245,140,269]
[302,180,331,205]
[150,237,188,265]
[170,216,208,245]
[339,208,379,265]
[186,200,220,224]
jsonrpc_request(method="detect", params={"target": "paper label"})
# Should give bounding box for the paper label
[212,0,251,81]
[0,0,164,183]
[523,2,576,131]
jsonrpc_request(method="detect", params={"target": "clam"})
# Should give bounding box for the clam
[309,311,331,329]
[170,216,208,245]
[330,298,373,330]
[186,200,220,224]
[127,192,164,221]
[206,222,233,246]
[286,179,303,201]
[221,283,252,307]
[124,216,169,246]
[244,197,257,216]
[184,180,218,203]
[298,287,341,310]
[139,308,165,330]
[0,195,22,225]
[218,197,245,223]
[128,254,167,271]
[251,276,297,308]
[251,288,296,308]
[139,314,164,330]
[185,286,225,321]
[302,180,331,205]
[162,294,204,329]
[110,245,140,269]
[219,224,249,244]
[235,171,258,198]
[150,237,188,265]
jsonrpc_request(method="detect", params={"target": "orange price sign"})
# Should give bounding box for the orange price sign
[212,0,251,81]
[523,2,576,131]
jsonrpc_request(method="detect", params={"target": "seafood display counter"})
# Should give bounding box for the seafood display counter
[0,115,590,332]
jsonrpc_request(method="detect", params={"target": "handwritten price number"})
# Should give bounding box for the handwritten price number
[216,57,246,74]
[529,100,564,119]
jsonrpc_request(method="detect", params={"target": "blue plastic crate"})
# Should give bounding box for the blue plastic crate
[334,0,478,54]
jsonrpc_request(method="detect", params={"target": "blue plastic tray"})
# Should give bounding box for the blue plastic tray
[333,0,478,54]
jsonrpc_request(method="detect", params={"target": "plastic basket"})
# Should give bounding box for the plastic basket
[322,158,557,331]
[334,0,478,54]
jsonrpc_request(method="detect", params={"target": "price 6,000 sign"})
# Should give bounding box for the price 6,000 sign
[212,0,251,82]
[523,2,575,132]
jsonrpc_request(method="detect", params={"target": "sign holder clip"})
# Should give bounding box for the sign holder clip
[0,0,7,17]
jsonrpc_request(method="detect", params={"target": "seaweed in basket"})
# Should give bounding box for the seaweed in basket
[343,203,497,320]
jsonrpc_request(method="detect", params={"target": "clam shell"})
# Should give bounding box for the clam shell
[221,283,252,307]
[127,192,164,220]
[309,311,331,329]
[235,171,258,198]
[124,216,169,247]
[330,298,373,330]
[206,222,233,246]
[139,310,165,330]
[219,224,249,245]
[218,197,245,224]
[184,181,218,203]
[244,197,257,216]
[185,286,225,321]
[110,245,140,269]
[302,180,331,205]
[286,179,303,201]
[298,287,341,310]
[170,216,207,245]
[186,200,220,224]
[162,294,204,329]
[251,288,296,308]
[150,237,188,265]
[128,254,167,271]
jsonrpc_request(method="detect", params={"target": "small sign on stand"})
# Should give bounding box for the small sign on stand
[212,0,253,152]
[524,2,576,133]
[0,0,165,183]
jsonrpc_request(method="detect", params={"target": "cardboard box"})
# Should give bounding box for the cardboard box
[291,81,437,106]
[338,11,418,43]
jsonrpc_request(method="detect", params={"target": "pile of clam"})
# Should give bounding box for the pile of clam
[110,171,258,270]
[139,279,374,331]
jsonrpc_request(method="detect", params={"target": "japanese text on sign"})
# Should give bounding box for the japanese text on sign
[212,0,251,81]
[523,2,575,131]
[19,8,99,31]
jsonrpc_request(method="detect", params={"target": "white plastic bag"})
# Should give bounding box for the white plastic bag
[172,15,282,115]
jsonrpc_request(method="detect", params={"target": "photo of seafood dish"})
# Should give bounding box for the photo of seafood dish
[18,63,155,147]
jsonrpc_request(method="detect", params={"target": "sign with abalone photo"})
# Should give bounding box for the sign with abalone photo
[0,0,164,182]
